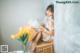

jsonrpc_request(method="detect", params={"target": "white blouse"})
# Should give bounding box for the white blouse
[42,16,54,41]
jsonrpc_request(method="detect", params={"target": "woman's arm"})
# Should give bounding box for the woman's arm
[40,26,54,35]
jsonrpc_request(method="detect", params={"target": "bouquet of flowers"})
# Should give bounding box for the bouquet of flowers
[11,26,35,53]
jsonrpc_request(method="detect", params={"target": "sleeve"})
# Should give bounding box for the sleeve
[48,18,54,32]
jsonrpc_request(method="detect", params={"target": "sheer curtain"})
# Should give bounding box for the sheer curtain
[55,0,80,53]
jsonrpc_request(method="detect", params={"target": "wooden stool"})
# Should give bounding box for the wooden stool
[34,41,54,53]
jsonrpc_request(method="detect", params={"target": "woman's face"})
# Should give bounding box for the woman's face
[46,10,53,17]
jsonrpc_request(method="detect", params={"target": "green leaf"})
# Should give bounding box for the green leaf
[17,33,29,45]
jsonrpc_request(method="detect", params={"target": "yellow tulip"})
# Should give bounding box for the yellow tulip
[11,26,37,42]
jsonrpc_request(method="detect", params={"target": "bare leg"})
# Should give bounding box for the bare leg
[29,31,42,51]
[34,31,42,43]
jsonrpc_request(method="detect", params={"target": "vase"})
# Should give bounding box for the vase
[23,44,28,53]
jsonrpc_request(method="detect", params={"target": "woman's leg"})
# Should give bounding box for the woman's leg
[34,31,42,43]
[29,31,42,51]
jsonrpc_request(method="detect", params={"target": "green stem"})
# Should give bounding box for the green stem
[23,44,28,53]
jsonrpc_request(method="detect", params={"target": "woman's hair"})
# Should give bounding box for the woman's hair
[46,4,54,19]
[46,4,54,13]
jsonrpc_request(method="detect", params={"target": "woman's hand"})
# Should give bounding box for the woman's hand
[48,31,54,35]
[40,26,45,32]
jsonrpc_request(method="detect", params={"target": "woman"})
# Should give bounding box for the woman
[41,4,54,42]
[28,4,54,51]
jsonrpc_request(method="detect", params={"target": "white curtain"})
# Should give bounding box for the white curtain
[54,0,80,53]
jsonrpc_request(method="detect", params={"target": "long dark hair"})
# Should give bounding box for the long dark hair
[46,4,54,19]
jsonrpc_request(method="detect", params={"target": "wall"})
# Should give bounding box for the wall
[0,0,43,51]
